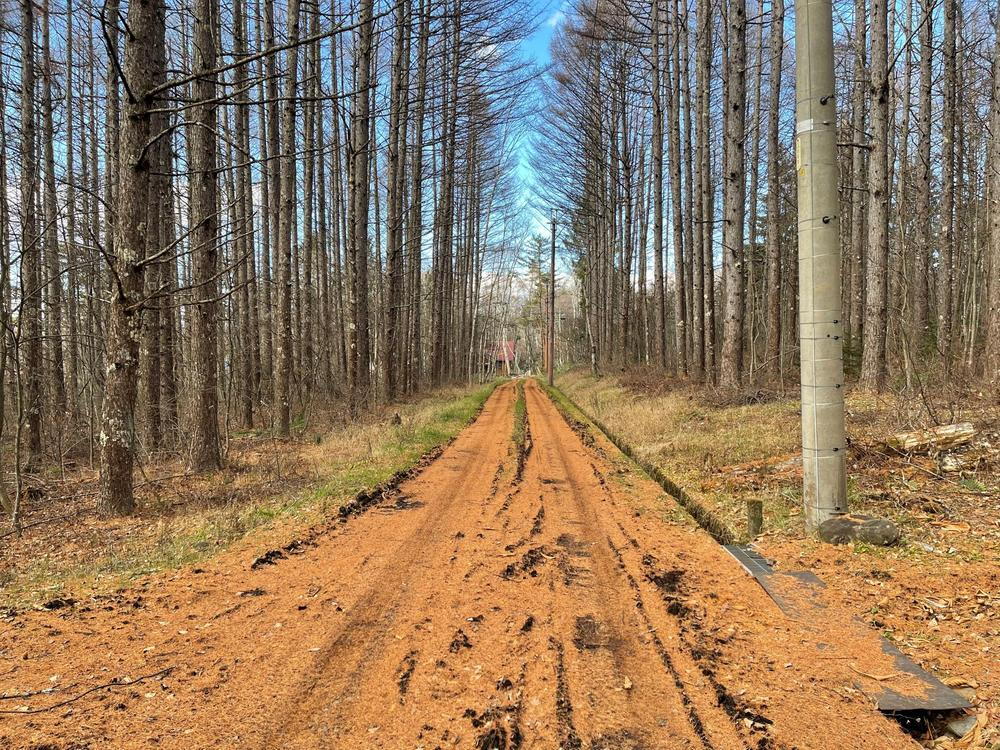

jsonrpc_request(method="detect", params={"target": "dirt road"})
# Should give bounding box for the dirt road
[1,381,918,749]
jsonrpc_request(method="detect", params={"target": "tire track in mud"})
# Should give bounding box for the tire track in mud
[267,378,752,749]
[258,383,523,748]
[2,379,916,750]
[520,380,747,750]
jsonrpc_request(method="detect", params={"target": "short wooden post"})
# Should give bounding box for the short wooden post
[747,499,764,538]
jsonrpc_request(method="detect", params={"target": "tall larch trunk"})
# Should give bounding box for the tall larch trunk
[692,0,709,379]
[667,0,687,376]
[41,0,67,418]
[720,0,747,388]
[301,10,318,400]
[65,0,80,416]
[406,0,431,393]
[275,0,301,435]
[142,0,168,451]
[764,0,784,379]
[651,0,667,370]
[234,0,255,426]
[938,0,957,364]
[189,0,222,469]
[262,0,280,400]
[847,0,866,353]
[985,24,1000,380]
[20,0,43,468]
[384,0,411,399]
[860,0,890,389]
[912,0,933,351]
[99,0,164,515]
[349,0,374,408]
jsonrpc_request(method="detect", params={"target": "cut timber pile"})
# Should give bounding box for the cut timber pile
[887,422,975,454]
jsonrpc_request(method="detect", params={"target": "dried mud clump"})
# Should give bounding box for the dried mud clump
[250,538,311,569]
[396,651,418,701]
[645,567,690,617]
[530,504,545,536]
[468,705,524,750]
[449,628,473,653]
[500,546,550,580]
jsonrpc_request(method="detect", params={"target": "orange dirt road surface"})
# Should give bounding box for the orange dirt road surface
[1,380,919,749]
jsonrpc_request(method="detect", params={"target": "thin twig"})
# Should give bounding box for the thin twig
[0,667,173,715]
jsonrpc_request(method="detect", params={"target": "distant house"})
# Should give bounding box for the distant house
[490,339,517,375]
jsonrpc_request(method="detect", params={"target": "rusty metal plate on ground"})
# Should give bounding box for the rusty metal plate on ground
[723,545,970,713]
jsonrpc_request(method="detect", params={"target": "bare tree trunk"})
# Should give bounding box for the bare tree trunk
[384,0,410,399]
[329,29,349,384]
[235,0,255,427]
[20,0,43,468]
[720,0,747,388]
[745,2,763,379]
[301,11,317,401]
[860,0,890,389]
[99,0,164,515]
[275,0,301,435]
[893,0,914,376]
[406,0,430,393]
[912,0,933,352]
[847,0,866,353]
[143,0,168,451]
[160,145,180,439]
[764,0,784,380]
[666,0,687,376]
[41,0,67,420]
[651,0,667,370]
[938,0,957,364]
[692,0,709,379]
[65,0,80,417]
[349,0,374,409]
[261,0,279,403]
[986,24,1000,380]
[700,0,716,381]
[189,0,222,469]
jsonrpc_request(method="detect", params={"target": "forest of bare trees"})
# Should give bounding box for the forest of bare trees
[538,0,1000,391]
[1,0,999,528]
[0,0,538,520]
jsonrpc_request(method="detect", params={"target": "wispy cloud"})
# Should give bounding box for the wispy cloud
[545,3,568,28]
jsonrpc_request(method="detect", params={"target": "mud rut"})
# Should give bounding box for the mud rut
[1,381,915,750]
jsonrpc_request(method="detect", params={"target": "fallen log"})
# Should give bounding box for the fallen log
[887,423,975,454]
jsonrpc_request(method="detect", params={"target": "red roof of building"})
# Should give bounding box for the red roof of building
[492,340,516,364]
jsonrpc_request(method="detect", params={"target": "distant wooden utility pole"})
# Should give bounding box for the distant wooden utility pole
[549,212,556,387]
[795,0,848,528]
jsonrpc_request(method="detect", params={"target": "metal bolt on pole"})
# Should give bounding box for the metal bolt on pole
[795,0,848,528]
[548,211,556,387]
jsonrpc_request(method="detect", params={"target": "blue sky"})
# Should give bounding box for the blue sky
[523,1,565,67]
[516,2,566,234]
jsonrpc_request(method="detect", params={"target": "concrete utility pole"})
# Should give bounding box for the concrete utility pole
[796,0,848,528]
[548,212,556,387]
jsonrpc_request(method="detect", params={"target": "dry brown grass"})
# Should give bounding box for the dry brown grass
[558,368,999,545]
[558,369,802,536]
[556,368,1000,743]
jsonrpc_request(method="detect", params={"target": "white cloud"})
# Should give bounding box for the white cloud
[476,43,498,59]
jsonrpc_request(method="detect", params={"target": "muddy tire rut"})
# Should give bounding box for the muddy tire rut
[0,381,916,750]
